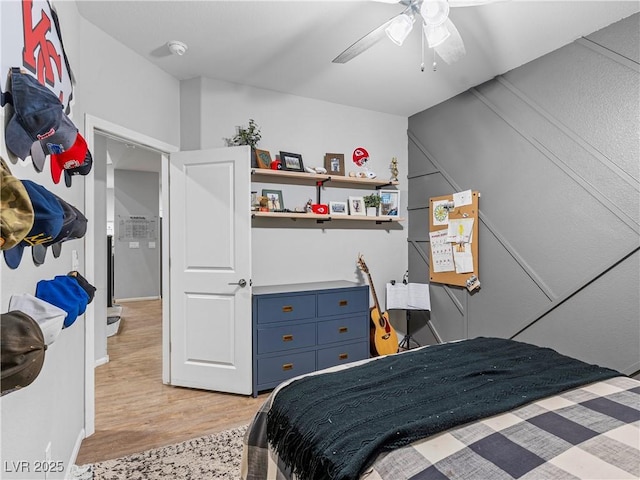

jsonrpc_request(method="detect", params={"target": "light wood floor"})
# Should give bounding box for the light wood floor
[76,300,268,464]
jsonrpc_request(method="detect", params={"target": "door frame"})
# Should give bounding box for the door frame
[83,114,177,436]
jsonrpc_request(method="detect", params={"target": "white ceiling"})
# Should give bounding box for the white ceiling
[76,0,638,118]
[104,136,162,170]
[104,135,162,180]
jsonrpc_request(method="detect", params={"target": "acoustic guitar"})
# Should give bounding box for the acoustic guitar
[357,254,399,356]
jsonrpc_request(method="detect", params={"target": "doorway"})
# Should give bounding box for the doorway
[83,115,177,436]
[105,136,162,304]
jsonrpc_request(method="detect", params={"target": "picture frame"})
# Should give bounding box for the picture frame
[379,190,400,217]
[262,189,284,211]
[329,201,348,216]
[324,153,345,176]
[279,151,305,172]
[254,149,272,169]
[348,196,365,216]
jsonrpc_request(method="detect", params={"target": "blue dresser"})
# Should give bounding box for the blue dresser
[252,281,370,397]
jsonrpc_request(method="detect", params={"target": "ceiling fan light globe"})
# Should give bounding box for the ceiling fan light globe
[385,13,414,46]
[424,23,451,48]
[420,0,450,26]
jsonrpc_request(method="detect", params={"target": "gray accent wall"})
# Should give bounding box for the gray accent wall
[407,14,639,375]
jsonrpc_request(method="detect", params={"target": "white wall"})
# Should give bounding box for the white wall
[3,2,407,474]
[1,1,180,477]
[1,2,88,477]
[77,21,180,147]
[181,78,409,323]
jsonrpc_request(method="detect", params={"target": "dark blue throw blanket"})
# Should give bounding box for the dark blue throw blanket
[266,337,621,480]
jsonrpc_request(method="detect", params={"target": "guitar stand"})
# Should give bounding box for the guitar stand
[398,310,421,350]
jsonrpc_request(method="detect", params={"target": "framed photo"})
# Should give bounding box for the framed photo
[254,149,272,169]
[279,151,305,172]
[348,196,365,216]
[379,190,400,217]
[262,189,284,211]
[329,201,348,215]
[324,153,345,176]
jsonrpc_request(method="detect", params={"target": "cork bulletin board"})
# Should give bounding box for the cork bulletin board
[428,191,479,288]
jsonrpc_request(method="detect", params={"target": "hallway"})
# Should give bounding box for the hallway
[76,300,267,463]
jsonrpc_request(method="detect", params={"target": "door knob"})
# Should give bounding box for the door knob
[228,279,247,287]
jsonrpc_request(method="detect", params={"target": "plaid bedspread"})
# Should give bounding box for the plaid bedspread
[241,356,640,480]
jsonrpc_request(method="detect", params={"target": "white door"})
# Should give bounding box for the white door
[168,146,252,394]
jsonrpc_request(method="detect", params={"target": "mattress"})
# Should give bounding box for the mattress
[241,339,639,480]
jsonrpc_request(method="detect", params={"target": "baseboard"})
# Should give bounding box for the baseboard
[65,428,86,479]
[115,296,160,303]
[95,355,110,367]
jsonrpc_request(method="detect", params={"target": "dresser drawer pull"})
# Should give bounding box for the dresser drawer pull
[282,334,294,342]
[338,327,348,333]
[282,363,294,371]
[282,305,293,313]
[339,300,348,307]
[338,353,349,360]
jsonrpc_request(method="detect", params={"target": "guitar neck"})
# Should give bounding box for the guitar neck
[365,271,383,314]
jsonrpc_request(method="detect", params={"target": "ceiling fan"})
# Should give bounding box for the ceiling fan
[333,0,502,68]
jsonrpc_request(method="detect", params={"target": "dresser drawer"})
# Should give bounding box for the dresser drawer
[256,294,316,324]
[317,315,368,345]
[317,341,368,371]
[257,351,316,385]
[257,324,316,354]
[317,288,368,317]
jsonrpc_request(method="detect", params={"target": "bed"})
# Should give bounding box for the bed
[241,337,639,480]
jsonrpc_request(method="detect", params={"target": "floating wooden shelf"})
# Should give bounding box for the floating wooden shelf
[251,168,399,188]
[251,211,404,223]
[251,168,402,225]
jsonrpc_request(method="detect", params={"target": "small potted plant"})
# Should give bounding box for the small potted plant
[224,119,262,167]
[363,193,381,217]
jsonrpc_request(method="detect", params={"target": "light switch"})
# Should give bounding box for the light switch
[71,250,79,271]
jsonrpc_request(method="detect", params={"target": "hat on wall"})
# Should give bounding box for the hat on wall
[0,157,34,250]
[4,68,64,166]
[8,294,66,346]
[51,202,87,258]
[3,69,21,165]
[31,194,87,265]
[3,180,64,269]
[35,276,90,328]
[40,114,91,185]
[63,152,93,187]
[68,271,96,304]
[1,311,47,396]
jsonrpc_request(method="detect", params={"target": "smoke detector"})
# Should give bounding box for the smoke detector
[167,40,188,56]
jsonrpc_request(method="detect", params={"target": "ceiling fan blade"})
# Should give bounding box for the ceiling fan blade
[332,16,398,64]
[448,0,508,6]
[434,18,466,64]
